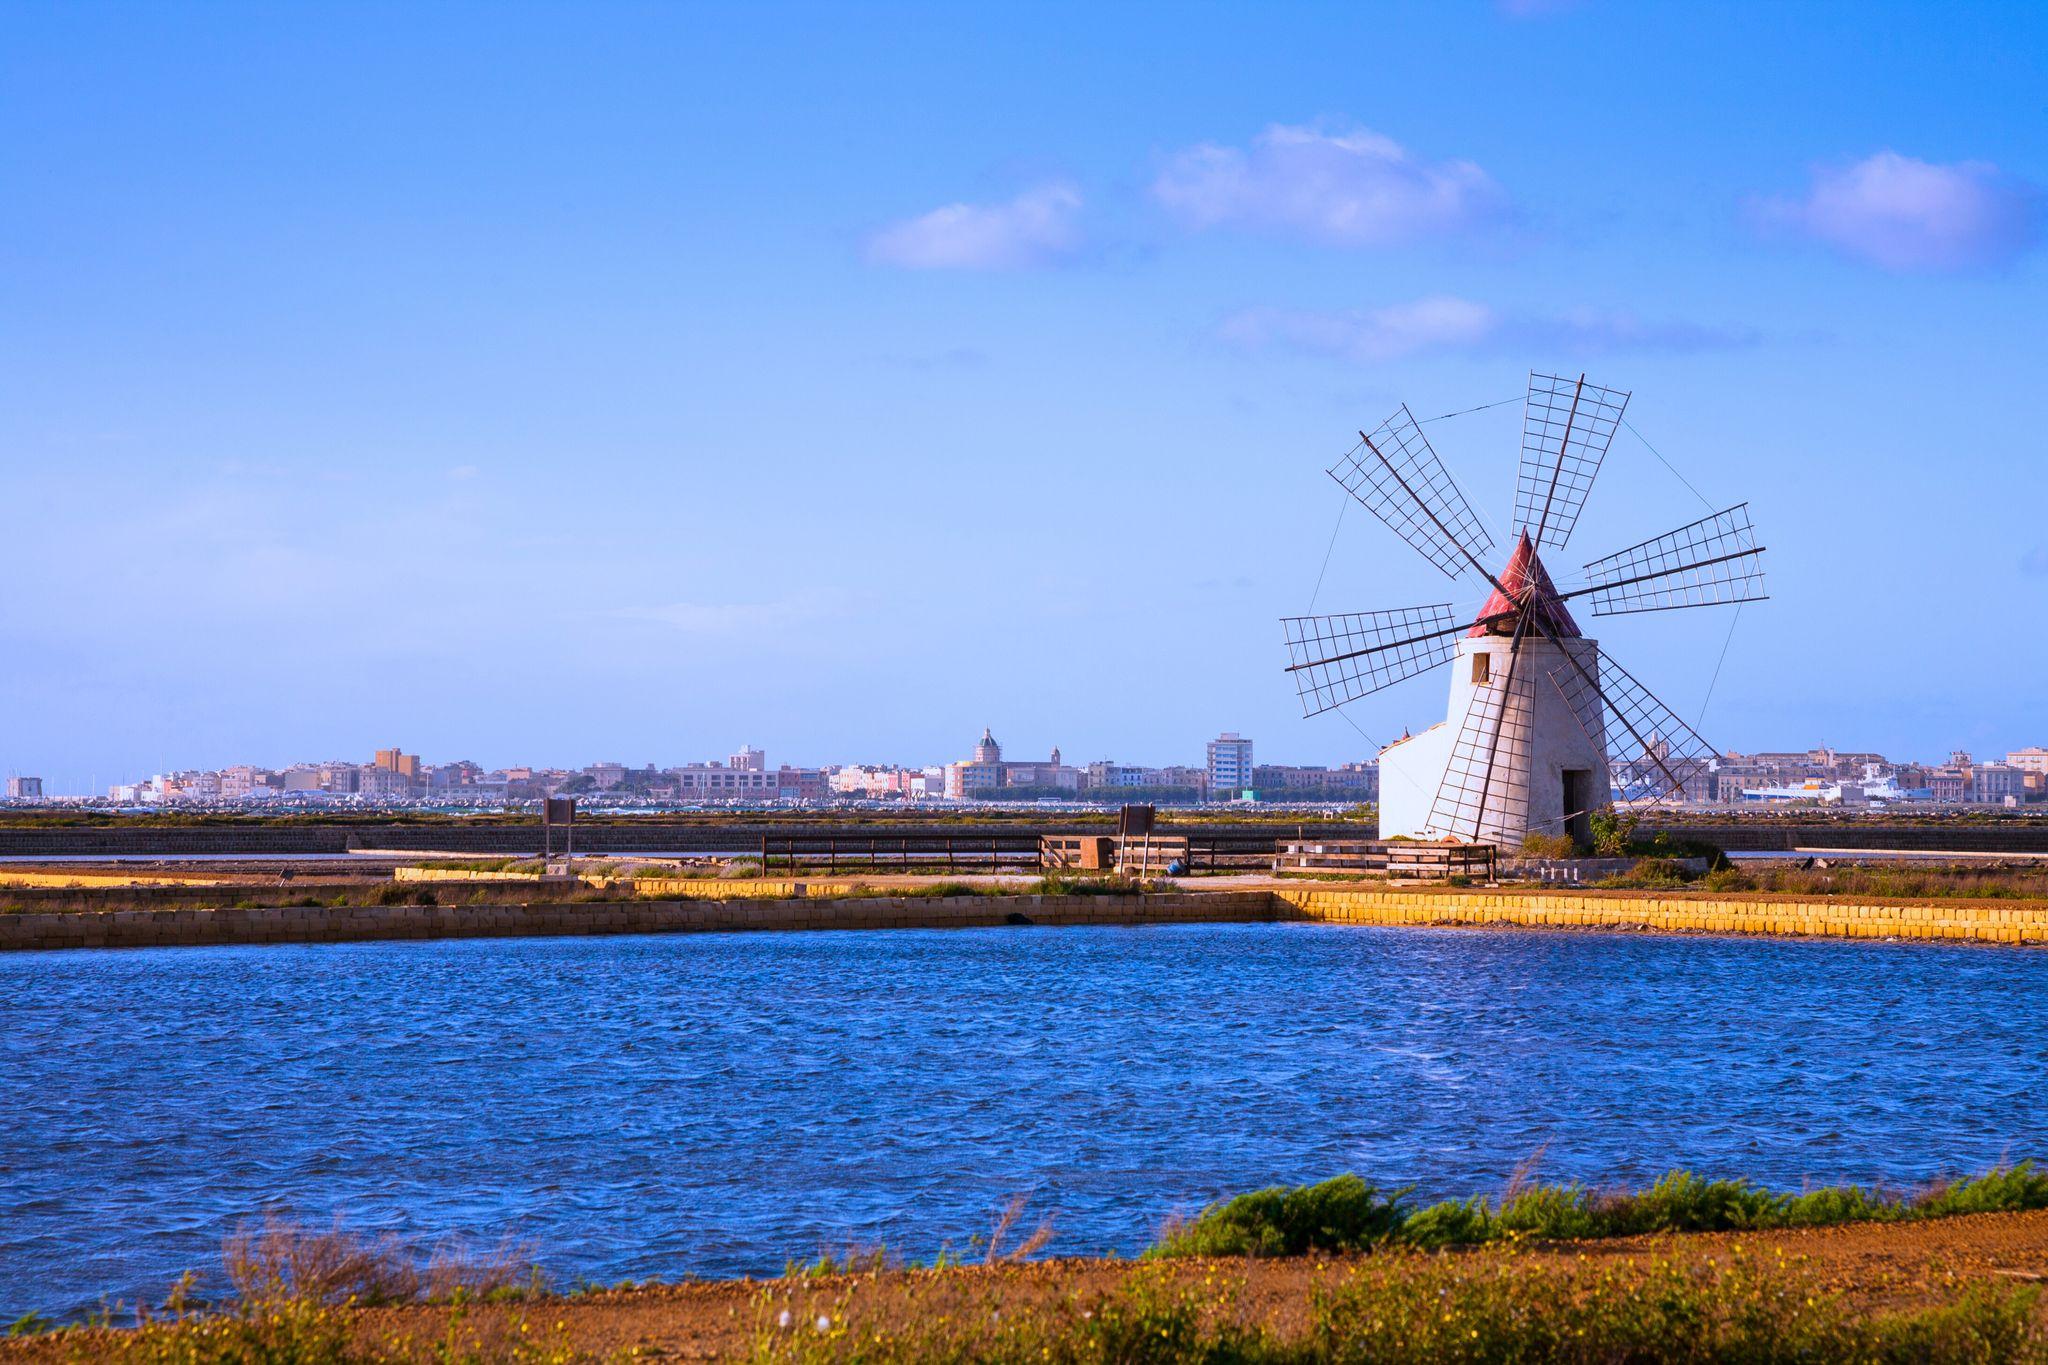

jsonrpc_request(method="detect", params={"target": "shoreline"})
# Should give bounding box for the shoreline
[6,882,2048,952]
[7,1209,2048,1361]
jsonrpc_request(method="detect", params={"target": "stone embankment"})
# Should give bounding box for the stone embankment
[4,885,2048,952]
[1271,886,2048,944]
[0,891,1282,951]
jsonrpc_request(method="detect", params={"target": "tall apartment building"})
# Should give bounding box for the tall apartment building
[373,748,421,781]
[1206,732,1254,797]
[729,745,766,772]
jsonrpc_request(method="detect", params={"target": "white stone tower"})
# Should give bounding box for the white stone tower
[1378,534,1611,846]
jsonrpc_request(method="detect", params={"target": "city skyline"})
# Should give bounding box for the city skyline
[16,729,2048,808]
[5,4,2045,788]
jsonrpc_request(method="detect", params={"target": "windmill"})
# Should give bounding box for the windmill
[1281,373,1765,848]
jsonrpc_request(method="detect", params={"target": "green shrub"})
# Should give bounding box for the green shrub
[1782,1183,1896,1225]
[1147,1162,2048,1257]
[1914,1162,2048,1217]
[1399,1196,1495,1248]
[1589,808,1638,857]
[1147,1175,1409,1258]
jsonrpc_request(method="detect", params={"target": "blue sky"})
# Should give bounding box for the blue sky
[4,1,2045,791]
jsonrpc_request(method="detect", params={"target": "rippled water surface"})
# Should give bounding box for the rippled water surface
[4,923,2046,1316]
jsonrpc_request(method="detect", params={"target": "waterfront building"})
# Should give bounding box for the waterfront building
[429,760,486,790]
[776,766,829,801]
[1206,732,1254,798]
[1971,763,2028,806]
[582,762,629,790]
[944,728,1080,798]
[5,776,43,800]
[219,766,280,799]
[665,763,778,799]
[1928,771,1967,803]
[1250,763,1378,800]
[730,745,766,772]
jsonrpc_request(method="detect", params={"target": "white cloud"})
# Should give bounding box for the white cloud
[1218,297,1756,363]
[1755,151,2039,272]
[865,183,1083,270]
[1220,297,1496,362]
[1153,123,1505,247]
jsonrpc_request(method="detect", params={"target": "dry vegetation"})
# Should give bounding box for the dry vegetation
[12,1171,2048,1362]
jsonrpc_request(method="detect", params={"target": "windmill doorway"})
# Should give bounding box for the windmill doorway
[1562,770,1594,850]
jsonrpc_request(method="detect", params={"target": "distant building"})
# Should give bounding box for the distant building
[2006,748,2048,790]
[667,763,778,800]
[776,766,829,801]
[944,728,1080,798]
[830,765,919,797]
[1971,763,2027,805]
[373,748,421,781]
[1928,771,1967,803]
[1206,732,1254,797]
[358,765,412,798]
[1250,763,1378,800]
[730,745,766,772]
[6,776,43,800]
[219,766,279,799]
[430,760,486,790]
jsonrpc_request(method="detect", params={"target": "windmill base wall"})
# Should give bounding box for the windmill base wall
[1378,636,1611,849]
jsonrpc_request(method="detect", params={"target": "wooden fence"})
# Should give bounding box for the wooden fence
[1274,839,1497,881]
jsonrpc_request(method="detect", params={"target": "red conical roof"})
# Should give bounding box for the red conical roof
[1469,532,1580,638]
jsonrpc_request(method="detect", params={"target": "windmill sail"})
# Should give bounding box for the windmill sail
[1576,504,1766,617]
[1424,626,1537,842]
[1547,651,1719,803]
[1328,405,1493,580]
[1282,605,1464,717]
[1514,372,1630,551]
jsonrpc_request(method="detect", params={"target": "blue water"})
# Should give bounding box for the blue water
[3,922,2046,1319]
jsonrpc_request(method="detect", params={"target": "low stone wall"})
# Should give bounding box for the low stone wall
[0,870,230,890]
[0,892,1281,952]
[1274,887,2048,945]
[7,886,2048,953]
[390,867,872,900]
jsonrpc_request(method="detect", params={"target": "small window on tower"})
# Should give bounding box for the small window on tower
[1471,653,1492,685]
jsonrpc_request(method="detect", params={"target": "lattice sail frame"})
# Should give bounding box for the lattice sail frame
[1328,405,1493,581]
[1548,651,1719,803]
[1281,605,1461,717]
[1514,373,1631,551]
[1424,630,1536,842]
[1579,503,1766,617]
